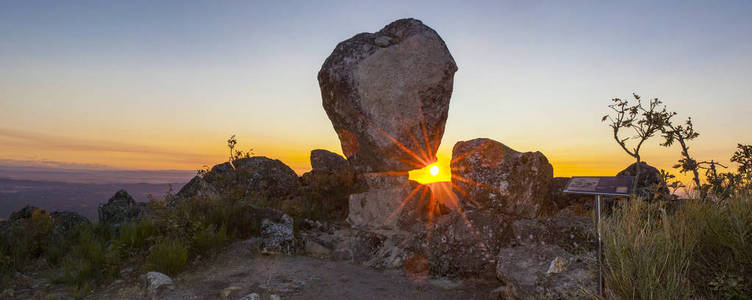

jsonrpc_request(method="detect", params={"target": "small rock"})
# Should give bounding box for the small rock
[270,294,281,300]
[141,271,174,294]
[547,256,568,274]
[239,293,260,300]
[219,286,242,298]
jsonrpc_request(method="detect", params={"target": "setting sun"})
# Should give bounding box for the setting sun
[430,165,440,176]
[409,160,451,184]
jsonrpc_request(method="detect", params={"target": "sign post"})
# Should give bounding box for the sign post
[563,176,634,297]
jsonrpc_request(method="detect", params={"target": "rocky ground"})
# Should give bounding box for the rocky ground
[92,239,498,300]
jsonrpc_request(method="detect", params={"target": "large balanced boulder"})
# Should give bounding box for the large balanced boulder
[451,138,554,218]
[172,156,300,206]
[318,18,457,173]
[98,189,146,227]
[617,161,670,200]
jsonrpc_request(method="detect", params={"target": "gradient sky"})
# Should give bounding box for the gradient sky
[1,1,751,182]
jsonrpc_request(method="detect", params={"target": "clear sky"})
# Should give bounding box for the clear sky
[1,1,751,182]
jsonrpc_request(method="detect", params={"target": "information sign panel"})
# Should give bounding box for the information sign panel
[563,176,634,196]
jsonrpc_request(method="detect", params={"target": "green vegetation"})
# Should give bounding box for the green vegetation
[146,239,188,276]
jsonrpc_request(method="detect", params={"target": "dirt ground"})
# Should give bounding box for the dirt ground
[92,240,499,300]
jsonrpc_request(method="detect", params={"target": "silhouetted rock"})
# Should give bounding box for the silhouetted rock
[98,189,146,227]
[1,205,90,238]
[617,161,670,200]
[299,150,359,222]
[50,211,90,236]
[172,157,300,206]
[318,18,457,173]
[451,138,554,218]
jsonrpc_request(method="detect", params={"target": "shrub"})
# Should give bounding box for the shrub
[59,226,120,288]
[191,224,228,257]
[117,219,157,251]
[146,239,188,276]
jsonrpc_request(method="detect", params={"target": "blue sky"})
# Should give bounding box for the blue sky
[1,0,750,178]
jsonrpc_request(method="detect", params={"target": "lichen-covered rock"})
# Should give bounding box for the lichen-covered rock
[512,216,595,255]
[617,161,670,200]
[171,156,300,206]
[428,209,515,279]
[318,18,457,173]
[451,138,554,218]
[98,189,145,227]
[496,245,596,299]
[260,212,294,254]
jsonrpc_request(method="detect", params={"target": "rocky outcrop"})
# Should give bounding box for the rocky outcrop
[495,245,596,299]
[98,189,146,227]
[1,206,90,237]
[299,150,359,222]
[617,161,670,200]
[318,18,457,173]
[512,216,595,255]
[243,205,295,254]
[428,209,516,279]
[451,138,554,218]
[50,211,90,236]
[172,156,300,206]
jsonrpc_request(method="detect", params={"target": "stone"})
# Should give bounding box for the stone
[310,149,352,174]
[318,18,457,173]
[346,175,418,229]
[49,211,90,236]
[171,156,300,206]
[259,209,295,254]
[496,245,596,299]
[428,209,515,279]
[546,256,568,274]
[239,293,260,300]
[270,295,281,300]
[141,271,174,294]
[617,161,670,200]
[512,216,595,255]
[98,189,146,227]
[299,150,359,222]
[451,138,554,218]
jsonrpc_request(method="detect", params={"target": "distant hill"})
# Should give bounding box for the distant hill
[0,162,195,220]
[0,177,188,220]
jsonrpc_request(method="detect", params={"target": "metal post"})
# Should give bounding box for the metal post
[596,195,603,297]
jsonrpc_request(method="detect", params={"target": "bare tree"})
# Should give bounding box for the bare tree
[603,93,672,193]
[661,117,701,189]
